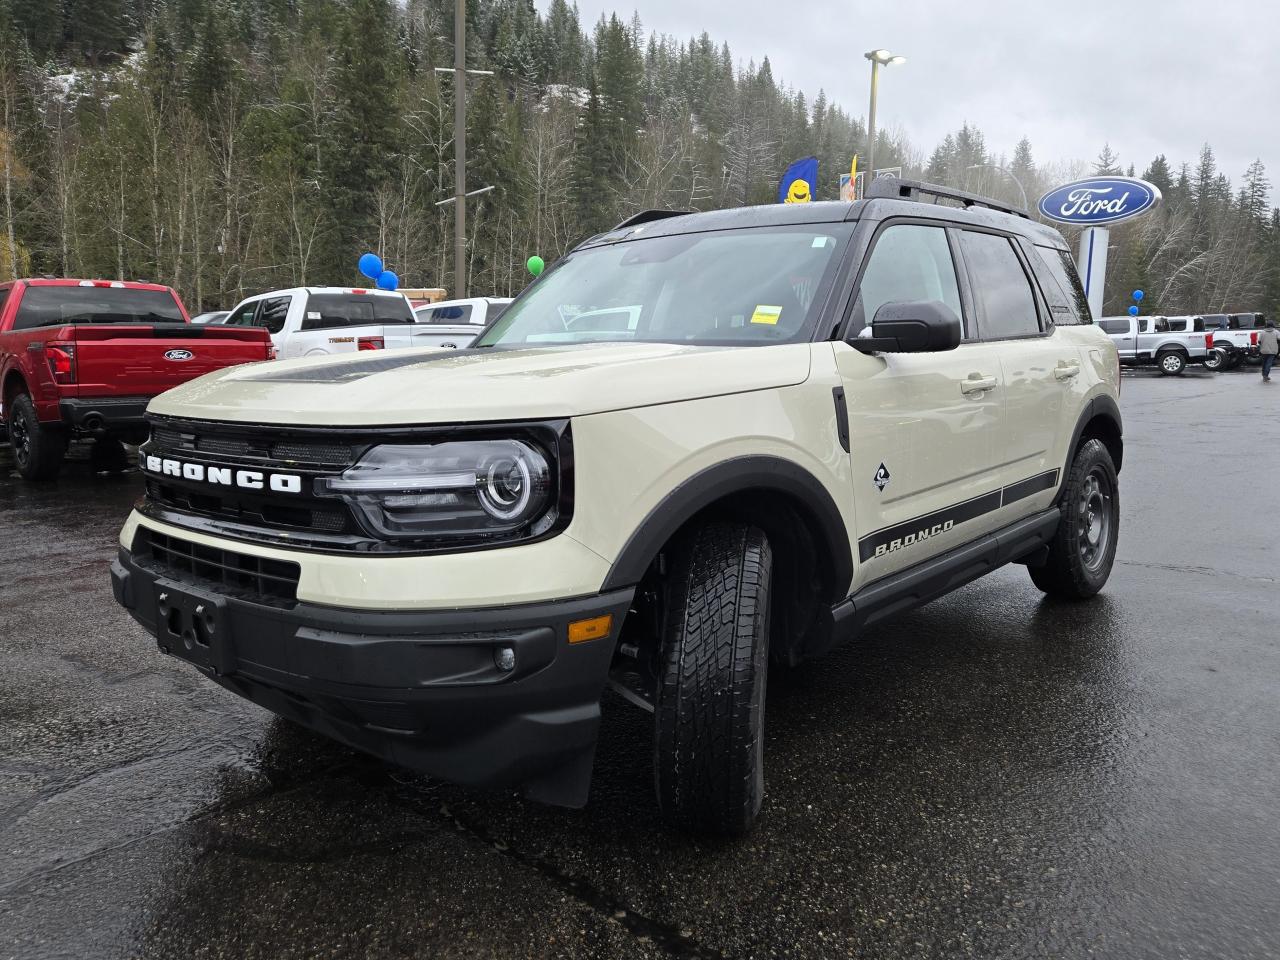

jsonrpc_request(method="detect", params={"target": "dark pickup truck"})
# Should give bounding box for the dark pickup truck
[1,278,274,480]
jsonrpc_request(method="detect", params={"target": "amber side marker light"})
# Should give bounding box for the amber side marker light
[568,614,613,644]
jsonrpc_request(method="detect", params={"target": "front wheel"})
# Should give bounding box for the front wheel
[1030,439,1119,600]
[7,393,67,481]
[654,522,772,835]
[1157,351,1187,376]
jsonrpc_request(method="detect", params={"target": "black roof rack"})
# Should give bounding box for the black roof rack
[865,177,1030,220]
[611,208,695,230]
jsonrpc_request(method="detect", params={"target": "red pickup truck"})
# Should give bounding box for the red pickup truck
[1,278,273,480]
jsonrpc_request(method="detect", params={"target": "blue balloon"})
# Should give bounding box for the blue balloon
[376,270,399,291]
[1128,305,1140,316]
[358,253,383,280]
[1132,289,1144,301]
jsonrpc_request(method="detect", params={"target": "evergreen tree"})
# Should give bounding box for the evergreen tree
[322,0,401,269]
[1094,142,1121,174]
[67,0,129,62]
[1142,154,1172,195]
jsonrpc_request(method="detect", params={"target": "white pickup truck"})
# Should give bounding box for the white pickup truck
[1203,313,1267,370]
[222,287,421,359]
[1095,315,1215,375]
[412,297,512,348]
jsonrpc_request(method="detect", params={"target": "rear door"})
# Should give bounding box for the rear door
[958,231,1087,519]
[834,220,1008,585]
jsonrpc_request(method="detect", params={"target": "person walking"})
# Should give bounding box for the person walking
[1260,320,1280,382]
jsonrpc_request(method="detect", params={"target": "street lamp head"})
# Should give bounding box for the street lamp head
[864,49,903,65]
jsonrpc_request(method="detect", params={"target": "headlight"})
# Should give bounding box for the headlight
[316,440,560,543]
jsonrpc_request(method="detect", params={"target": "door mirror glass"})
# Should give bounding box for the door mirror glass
[855,300,962,353]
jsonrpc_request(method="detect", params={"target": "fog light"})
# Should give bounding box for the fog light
[495,646,516,672]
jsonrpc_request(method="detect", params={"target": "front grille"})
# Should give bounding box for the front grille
[145,479,350,533]
[136,529,301,607]
[151,425,355,466]
[143,418,361,543]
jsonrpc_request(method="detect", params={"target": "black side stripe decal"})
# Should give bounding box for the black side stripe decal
[857,469,1060,562]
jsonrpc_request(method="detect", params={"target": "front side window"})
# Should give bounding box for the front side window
[258,296,291,334]
[14,286,185,329]
[476,224,853,348]
[958,231,1041,340]
[851,223,964,335]
[224,300,260,327]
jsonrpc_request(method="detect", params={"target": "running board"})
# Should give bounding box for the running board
[823,507,1061,653]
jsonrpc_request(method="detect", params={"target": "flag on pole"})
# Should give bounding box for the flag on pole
[779,156,818,203]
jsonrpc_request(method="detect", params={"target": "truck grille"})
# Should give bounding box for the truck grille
[142,417,363,546]
[151,426,355,465]
[135,528,301,606]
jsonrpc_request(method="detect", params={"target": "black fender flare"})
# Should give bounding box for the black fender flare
[1060,393,1123,491]
[599,455,853,600]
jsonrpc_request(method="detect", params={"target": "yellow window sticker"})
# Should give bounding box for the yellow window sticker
[750,305,782,325]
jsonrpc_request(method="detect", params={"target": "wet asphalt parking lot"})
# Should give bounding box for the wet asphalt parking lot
[2,367,1279,960]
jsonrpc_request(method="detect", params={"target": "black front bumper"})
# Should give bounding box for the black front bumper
[111,545,634,807]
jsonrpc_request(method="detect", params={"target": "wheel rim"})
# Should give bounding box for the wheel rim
[1206,350,1223,370]
[10,411,30,468]
[1162,355,1181,373]
[1077,468,1113,572]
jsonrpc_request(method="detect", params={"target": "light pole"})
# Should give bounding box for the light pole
[864,49,905,189]
[966,162,1029,209]
[433,0,493,298]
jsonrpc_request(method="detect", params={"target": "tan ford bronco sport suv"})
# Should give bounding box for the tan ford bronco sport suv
[111,180,1122,834]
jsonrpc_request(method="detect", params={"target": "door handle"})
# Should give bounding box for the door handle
[961,375,998,395]
[1054,362,1081,381]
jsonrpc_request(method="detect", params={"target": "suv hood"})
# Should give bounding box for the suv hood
[147,342,814,425]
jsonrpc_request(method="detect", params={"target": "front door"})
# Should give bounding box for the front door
[834,221,1009,589]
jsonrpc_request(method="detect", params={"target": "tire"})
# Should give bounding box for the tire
[90,437,130,473]
[654,522,772,835]
[7,393,67,481]
[1225,352,1244,370]
[1156,351,1186,376]
[1030,439,1119,600]
[1204,348,1227,372]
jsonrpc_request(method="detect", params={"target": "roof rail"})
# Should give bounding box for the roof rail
[865,177,1030,219]
[611,208,694,230]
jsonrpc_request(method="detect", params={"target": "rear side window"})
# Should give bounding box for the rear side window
[958,232,1041,340]
[259,296,291,334]
[853,224,964,335]
[1096,319,1130,334]
[13,286,185,329]
[1166,319,1187,332]
[1154,318,1170,332]
[419,304,473,324]
[1029,245,1091,324]
[302,294,413,331]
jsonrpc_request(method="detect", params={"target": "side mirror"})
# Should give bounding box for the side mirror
[852,300,962,353]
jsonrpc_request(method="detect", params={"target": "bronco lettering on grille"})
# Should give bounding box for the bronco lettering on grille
[143,455,303,494]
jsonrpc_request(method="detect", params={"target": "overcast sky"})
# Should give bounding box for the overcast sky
[549,0,1278,194]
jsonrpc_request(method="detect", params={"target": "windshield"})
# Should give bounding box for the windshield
[476,224,853,348]
[14,286,184,329]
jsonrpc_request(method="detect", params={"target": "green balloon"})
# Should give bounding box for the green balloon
[526,255,545,277]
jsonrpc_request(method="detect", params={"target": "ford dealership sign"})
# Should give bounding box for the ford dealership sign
[1037,176,1161,226]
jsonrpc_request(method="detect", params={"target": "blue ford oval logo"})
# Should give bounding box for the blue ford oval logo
[1037,176,1161,226]
[164,349,194,362]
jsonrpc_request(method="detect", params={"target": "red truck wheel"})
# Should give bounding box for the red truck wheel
[8,394,67,481]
